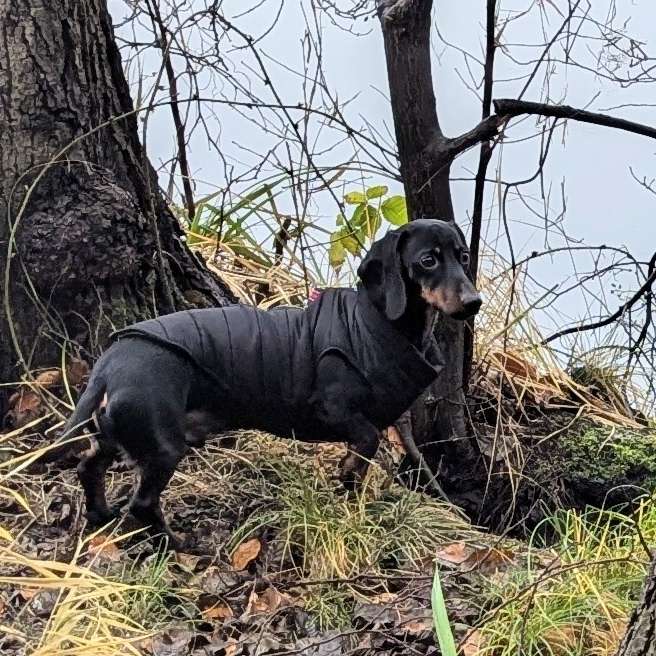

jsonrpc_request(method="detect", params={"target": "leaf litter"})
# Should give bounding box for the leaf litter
[0,420,544,656]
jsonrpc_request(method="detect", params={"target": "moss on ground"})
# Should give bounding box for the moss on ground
[557,424,656,502]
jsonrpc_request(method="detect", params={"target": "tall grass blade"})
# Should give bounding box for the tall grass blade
[431,564,458,656]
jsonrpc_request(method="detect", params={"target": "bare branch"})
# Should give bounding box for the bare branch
[145,0,196,223]
[543,252,656,345]
[448,98,656,161]
[493,99,656,141]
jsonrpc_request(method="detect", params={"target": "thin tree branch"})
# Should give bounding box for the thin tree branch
[464,0,497,390]
[493,99,656,140]
[469,0,497,284]
[447,98,656,160]
[542,252,656,345]
[146,0,196,223]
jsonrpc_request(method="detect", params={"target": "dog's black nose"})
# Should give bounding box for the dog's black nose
[461,291,482,317]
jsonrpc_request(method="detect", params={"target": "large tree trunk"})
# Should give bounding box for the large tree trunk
[0,0,234,384]
[617,556,656,656]
[378,0,478,479]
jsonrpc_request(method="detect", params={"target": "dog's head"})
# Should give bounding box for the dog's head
[358,219,482,321]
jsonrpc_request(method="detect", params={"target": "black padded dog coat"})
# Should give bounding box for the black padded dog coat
[112,287,442,439]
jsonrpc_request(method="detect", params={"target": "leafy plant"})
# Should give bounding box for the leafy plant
[329,185,407,271]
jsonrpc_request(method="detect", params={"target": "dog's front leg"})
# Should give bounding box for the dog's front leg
[337,417,380,490]
[315,353,380,490]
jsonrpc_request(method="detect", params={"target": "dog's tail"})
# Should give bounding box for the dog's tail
[45,374,107,464]
[63,374,106,439]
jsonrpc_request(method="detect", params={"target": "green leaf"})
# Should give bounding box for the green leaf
[350,203,367,228]
[366,185,388,199]
[336,213,345,226]
[359,205,382,240]
[342,233,361,256]
[431,566,457,656]
[329,232,347,269]
[330,228,360,261]
[381,196,408,225]
[344,191,367,205]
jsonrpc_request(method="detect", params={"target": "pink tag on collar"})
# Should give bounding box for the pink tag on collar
[308,288,323,303]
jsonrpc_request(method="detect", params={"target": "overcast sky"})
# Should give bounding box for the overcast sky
[109,1,656,367]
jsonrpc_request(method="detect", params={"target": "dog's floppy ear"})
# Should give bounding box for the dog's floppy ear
[451,221,468,249]
[357,229,407,321]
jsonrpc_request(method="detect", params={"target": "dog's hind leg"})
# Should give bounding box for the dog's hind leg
[126,402,189,550]
[78,434,120,526]
[130,442,187,550]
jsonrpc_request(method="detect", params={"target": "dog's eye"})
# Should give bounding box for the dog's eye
[420,253,439,269]
[460,251,471,267]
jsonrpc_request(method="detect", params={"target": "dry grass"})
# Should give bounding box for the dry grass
[194,236,316,308]
[475,498,656,656]
[474,256,646,429]
[0,424,488,651]
[0,429,161,655]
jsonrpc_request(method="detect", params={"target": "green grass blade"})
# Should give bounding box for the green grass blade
[431,564,457,656]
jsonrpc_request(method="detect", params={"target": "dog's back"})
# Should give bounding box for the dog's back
[112,304,316,434]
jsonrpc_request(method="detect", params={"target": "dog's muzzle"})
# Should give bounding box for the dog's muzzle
[457,289,482,319]
[421,286,483,319]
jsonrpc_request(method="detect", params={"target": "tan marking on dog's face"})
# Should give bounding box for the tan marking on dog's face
[421,286,463,314]
[100,393,108,410]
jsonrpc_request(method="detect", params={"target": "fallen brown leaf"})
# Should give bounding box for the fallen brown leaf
[192,565,241,597]
[201,602,233,621]
[460,628,484,656]
[401,617,433,634]
[231,537,261,570]
[436,542,473,565]
[35,369,62,388]
[88,534,122,562]
[463,547,514,574]
[245,586,290,616]
[436,543,515,573]
[6,390,43,428]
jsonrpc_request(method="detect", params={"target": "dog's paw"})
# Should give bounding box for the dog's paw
[335,472,362,499]
[85,506,122,528]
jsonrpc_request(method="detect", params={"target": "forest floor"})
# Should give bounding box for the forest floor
[1,379,655,656]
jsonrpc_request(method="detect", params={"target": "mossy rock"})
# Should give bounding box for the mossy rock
[556,424,656,507]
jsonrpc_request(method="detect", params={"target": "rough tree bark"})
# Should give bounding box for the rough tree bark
[617,556,656,655]
[0,0,234,384]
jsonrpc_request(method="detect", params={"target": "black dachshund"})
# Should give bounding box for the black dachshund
[64,219,481,549]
